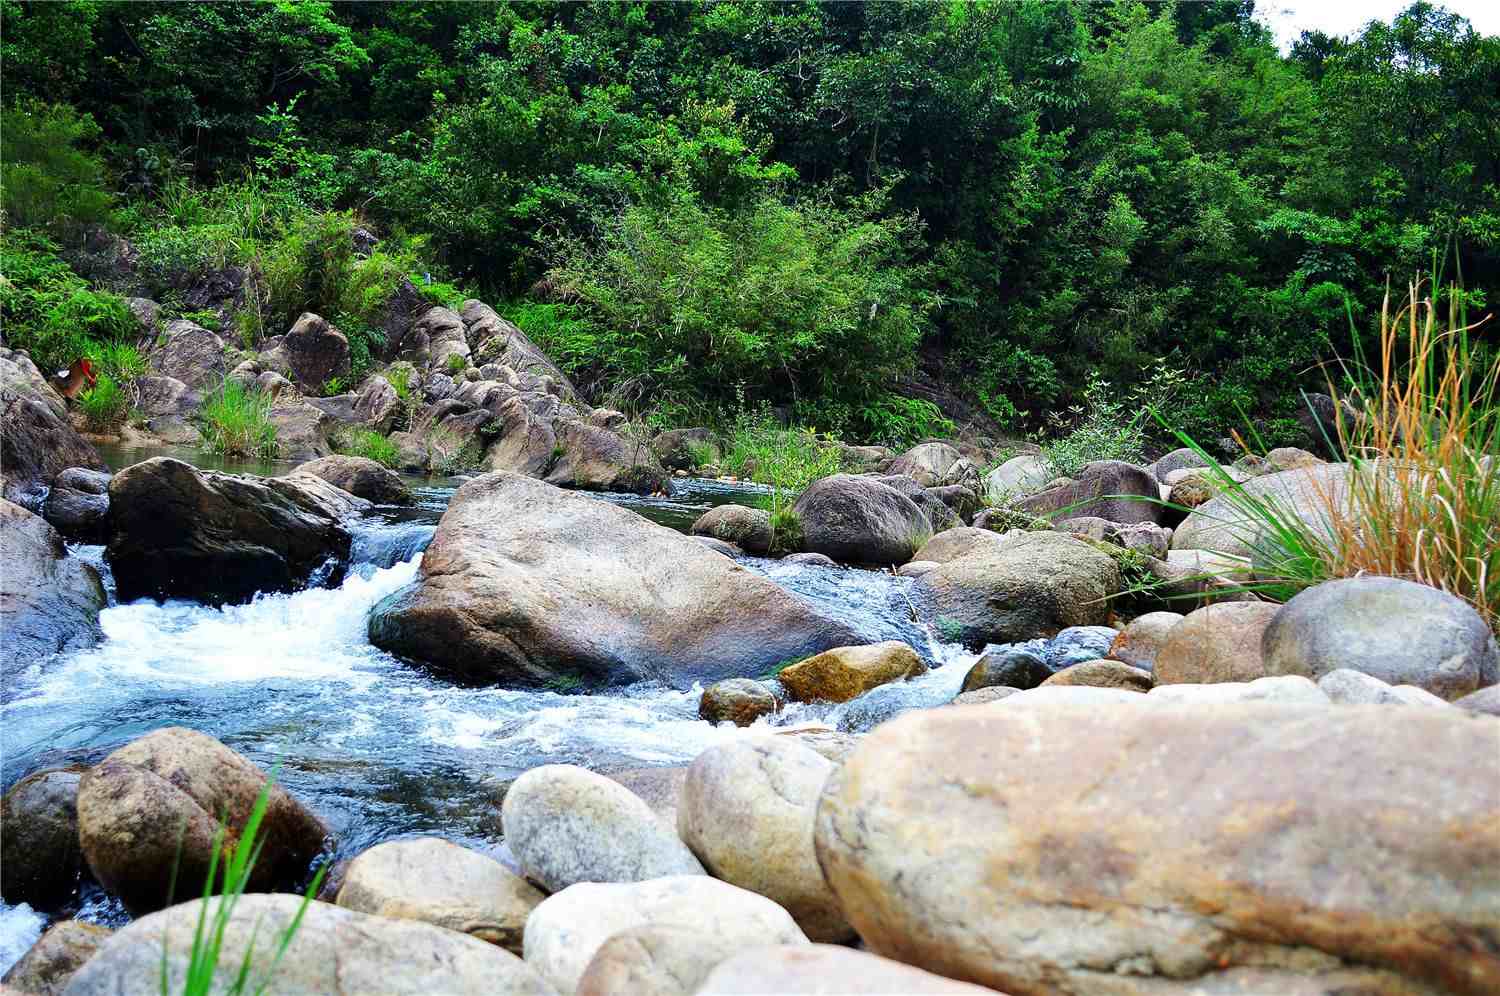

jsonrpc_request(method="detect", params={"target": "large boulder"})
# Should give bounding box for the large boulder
[0,768,85,908]
[501,764,704,893]
[76,727,327,915]
[652,428,719,470]
[106,458,357,604]
[696,945,1000,995]
[960,644,1051,693]
[368,473,862,687]
[874,474,961,534]
[131,375,201,444]
[2,920,111,996]
[887,442,965,487]
[1017,459,1164,524]
[523,876,807,996]
[792,474,932,565]
[62,894,552,996]
[484,394,559,477]
[0,500,105,668]
[1107,611,1184,671]
[911,531,1120,648]
[1173,462,1350,556]
[1153,601,1281,685]
[147,320,225,389]
[544,419,668,494]
[0,351,105,505]
[678,738,850,941]
[690,504,772,555]
[983,454,1051,503]
[40,467,112,542]
[262,313,349,391]
[778,642,927,704]
[353,374,402,432]
[290,455,411,504]
[414,306,469,371]
[335,837,543,954]
[265,397,338,461]
[814,702,1500,995]
[1262,576,1500,701]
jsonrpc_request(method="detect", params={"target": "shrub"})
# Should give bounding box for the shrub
[336,429,400,469]
[444,352,467,375]
[0,101,112,230]
[1042,360,1187,477]
[76,373,129,430]
[719,406,846,492]
[198,380,278,458]
[0,231,139,373]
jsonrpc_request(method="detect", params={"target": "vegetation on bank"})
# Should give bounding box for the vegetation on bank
[197,381,278,459]
[0,1,1493,450]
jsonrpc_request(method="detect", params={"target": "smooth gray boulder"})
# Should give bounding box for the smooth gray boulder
[1317,668,1453,707]
[792,474,933,565]
[1262,576,1500,700]
[1172,462,1350,556]
[290,454,412,504]
[983,454,1051,502]
[0,500,105,668]
[368,473,861,688]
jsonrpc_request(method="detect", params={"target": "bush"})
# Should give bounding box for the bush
[198,380,278,458]
[336,428,400,469]
[719,406,847,492]
[1041,361,1187,477]
[0,101,112,230]
[76,373,129,430]
[0,230,138,374]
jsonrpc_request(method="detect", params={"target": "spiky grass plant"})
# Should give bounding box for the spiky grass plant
[198,380,279,459]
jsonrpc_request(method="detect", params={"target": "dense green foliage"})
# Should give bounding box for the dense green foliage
[2,0,1496,442]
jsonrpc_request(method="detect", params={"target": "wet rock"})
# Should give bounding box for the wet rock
[1147,674,1329,705]
[1153,601,1281,685]
[1,352,105,504]
[652,428,719,470]
[699,678,779,727]
[691,505,772,556]
[368,473,861,687]
[40,480,109,541]
[791,475,932,565]
[814,701,1500,996]
[147,320,225,389]
[1455,685,1500,716]
[501,764,704,893]
[912,531,1119,648]
[1017,459,1164,525]
[0,500,105,668]
[1173,463,1350,556]
[960,644,1050,693]
[0,769,85,908]
[950,686,1020,706]
[76,727,327,915]
[1041,659,1152,691]
[545,419,668,494]
[290,455,411,505]
[523,876,806,996]
[983,454,1050,502]
[336,837,543,954]
[696,945,1001,995]
[679,738,850,941]
[778,642,926,704]
[1262,576,1500,701]
[1106,611,1183,670]
[64,893,552,996]
[1317,669,1453,707]
[782,552,837,568]
[106,458,354,604]
[888,442,965,487]
[575,925,739,996]
[2,920,111,996]
[1043,624,1118,670]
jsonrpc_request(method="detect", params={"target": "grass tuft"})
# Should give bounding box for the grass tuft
[336,428,400,469]
[198,380,279,459]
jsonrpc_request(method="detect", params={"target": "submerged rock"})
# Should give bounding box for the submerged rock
[63,894,552,996]
[368,473,862,688]
[106,457,356,604]
[0,500,106,669]
[76,727,328,915]
[815,701,1500,995]
[699,678,779,726]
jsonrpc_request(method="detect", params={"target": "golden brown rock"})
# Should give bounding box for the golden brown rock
[1040,658,1152,691]
[778,641,927,704]
[1153,601,1281,684]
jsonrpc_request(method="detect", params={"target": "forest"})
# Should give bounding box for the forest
[2,0,1497,446]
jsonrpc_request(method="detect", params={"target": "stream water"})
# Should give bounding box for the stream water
[0,450,979,964]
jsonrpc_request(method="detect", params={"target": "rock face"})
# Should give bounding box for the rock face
[1153,601,1281,685]
[264,313,350,390]
[63,894,553,996]
[911,531,1120,647]
[290,455,411,504]
[1018,459,1164,524]
[0,768,85,907]
[0,500,106,668]
[106,458,356,604]
[678,738,850,942]
[1173,462,1350,556]
[501,764,704,893]
[792,474,933,565]
[335,837,543,954]
[690,504,772,555]
[1,350,106,505]
[368,473,861,687]
[1262,576,1500,701]
[2,920,111,996]
[814,702,1500,996]
[523,876,807,996]
[777,642,927,704]
[696,945,1001,995]
[148,320,226,389]
[76,727,328,915]
[699,678,779,726]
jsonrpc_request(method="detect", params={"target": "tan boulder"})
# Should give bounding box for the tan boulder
[1153,601,1281,684]
[2,920,110,996]
[814,702,1500,995]
[778,642,927,704]
[1107,611,1183,670]
[576,926,743,996]
[699,678,779,726]
[1040,659,1152,691]
[696,944,1003,994]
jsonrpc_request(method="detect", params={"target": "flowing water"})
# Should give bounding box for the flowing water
[1,450,980,962]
